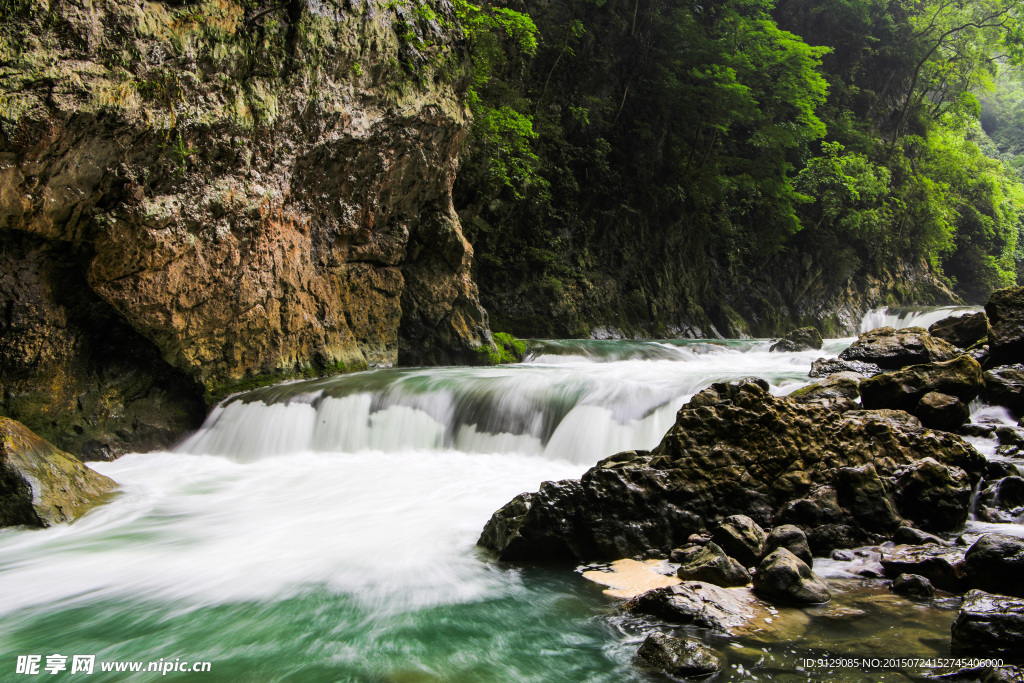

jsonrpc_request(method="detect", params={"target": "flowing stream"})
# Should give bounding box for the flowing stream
[0,309,1013,681]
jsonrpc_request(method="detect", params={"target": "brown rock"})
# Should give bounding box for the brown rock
[839,326,960,370]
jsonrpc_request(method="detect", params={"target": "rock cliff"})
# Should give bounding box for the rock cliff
[0,0,492,457]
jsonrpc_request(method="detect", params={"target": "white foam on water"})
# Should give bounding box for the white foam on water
[859,306,982,333]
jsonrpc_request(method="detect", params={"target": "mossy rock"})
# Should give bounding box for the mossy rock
[0,417,117,528]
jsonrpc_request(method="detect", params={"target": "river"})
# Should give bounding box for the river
[2,306,1017,682]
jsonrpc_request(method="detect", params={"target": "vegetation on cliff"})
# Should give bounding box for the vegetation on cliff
[455,0,1024,337]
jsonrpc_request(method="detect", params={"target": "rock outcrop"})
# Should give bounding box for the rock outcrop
[838,327,960,369]
[0,0,494,456]
[859,355,982,431]
[951,590,1024,657]
[479,378,984,562]
[986,287,1024,366]
[770,326,823,353]
[0,417,116,527]
[929,312,988,349]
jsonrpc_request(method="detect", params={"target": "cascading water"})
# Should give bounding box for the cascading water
[858,305,982,333]
[0,316,1013,681]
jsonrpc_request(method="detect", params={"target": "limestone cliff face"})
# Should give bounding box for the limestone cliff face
[0,0,492,457]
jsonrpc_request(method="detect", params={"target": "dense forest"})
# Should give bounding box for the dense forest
[453,0,1024,337]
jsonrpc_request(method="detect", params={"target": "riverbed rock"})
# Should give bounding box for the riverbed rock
[762,524,813,567]
[894,458,973,531]
[674,542,751,587]
[623,582,772,633]
[839,327,960,370]
[859,355,983,418]
[711,515,767,568]
[977,478,1024,523]
[0,417,116,527]
[834,464,903,534]
[983,365,1024,416]
[914,392,972,431]
[951,590,1024,657]
[929,313,989,350]
[964,534,1024,598]
[986,287,1024,366]
[752,548,831,605]
[0,0,495,456]
[479,379,986,561]
[809,358,882,378]
[788,372,860,411]
[634,632,721,678]
[770,327,823,353]
[891,573,935,598]
[892,525,949,546]
[880,545,967,592]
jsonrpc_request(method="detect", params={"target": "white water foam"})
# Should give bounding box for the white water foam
[859,306,981,333]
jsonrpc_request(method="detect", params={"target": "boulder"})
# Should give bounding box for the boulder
[763,524,813,567]
[894,458,973,531]
[788,372,860,411]
[623,582,772,634]
[752,548,831,605]
[834,464,904,534]
[914,392,971,432]
[1,417,117,528]
[983,365,1024,416]
[891,573,935,598]
[674,542,751,587]
[986,287,1024,366]
[929,312,988,350]
[859,355,984,416]
[892,525,949,546]
[964,534,1024,598]
[880,545,967,592]
[770,327,823,353]
[711,515,767,568]
[809,358,882,378]
[951,590,1024,657]
[634,632,722,678]
[479,379,985,562]
[839,326,960,370]
[977,477,1024,523]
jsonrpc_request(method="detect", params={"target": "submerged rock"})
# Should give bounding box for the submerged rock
[752,548,831,605]
[770,327,823,353]
[479,379,985,561]
[839,326,960,370]
[986,287,1024,366]
[0,417,116,527]
[809,358,882,378]
[964,534,1024,598]
[951,590,1024,657]
[929,312,988,350]
[891,573,935,598]
[674,542,751,587]
[634,632,721,678]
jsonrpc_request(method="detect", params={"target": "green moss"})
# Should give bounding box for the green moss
[493,331,525,362]
[205,358,368,404]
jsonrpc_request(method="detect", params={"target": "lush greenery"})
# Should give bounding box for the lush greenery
[451,0,1024,336]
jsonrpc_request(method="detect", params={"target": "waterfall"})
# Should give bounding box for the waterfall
[859,305,982,333]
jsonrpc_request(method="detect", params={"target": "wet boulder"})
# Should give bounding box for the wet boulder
[892,525,949,546]
[964,534,1024,598]
[809,358,882,378]
[976,477,1024,523]
[635,632,722,678]
[983,365,1024,416]
[762,524,813,567]
[929,312,988,350]
[752,547,831,605]
[951,590,1024,657]
[891,573,935,598]
[770,327,823,353]
[839,326,960,370]
[894,458,973,532]
[914,392,971,432]
[859,355,983,417]
[788,372,860,411]
[835,464,903,534]
[624,582,773,634]
[480,379,985,562]
[674,542,751,587]
[711,515,767,568]
[880,545,967,592]
[0,417,117,528]
[986,286,1024,366]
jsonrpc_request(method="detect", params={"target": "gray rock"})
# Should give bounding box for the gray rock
[810,358,882,378]
[880,545,967,592]
[634,632,722,678]
[892,573,935,598]
[712,515,767,568]
[753,547,831,605]
[840,326,961,370]
[770,327,823,353]
[623,582,772,633]
[952,590,1024,657]
[964,534,1024,598]
[892,525,949,546]
[984,365,1024,416]
[763,524,814,567]
[929,312,988,350]
[674,542,751,587]
[986,287,1024,366]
